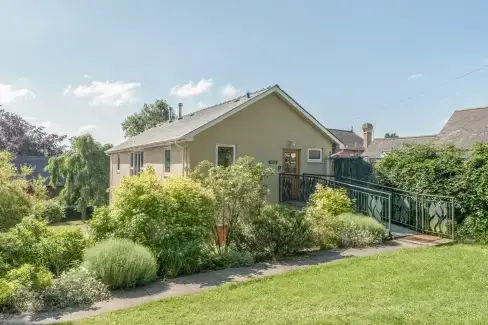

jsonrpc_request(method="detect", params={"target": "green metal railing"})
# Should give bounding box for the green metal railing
[334,176,455,238]
[279,173,392,232]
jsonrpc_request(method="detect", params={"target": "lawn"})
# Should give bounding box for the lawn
[64,245,488,325]
[48,220,87,232]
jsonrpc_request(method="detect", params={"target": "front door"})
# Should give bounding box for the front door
[283,149,301,200]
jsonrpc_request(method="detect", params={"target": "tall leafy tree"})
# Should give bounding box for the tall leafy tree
[0,109,67,156]
[47,135,112,218]
[384,132,399,138]
[122,99,175,137]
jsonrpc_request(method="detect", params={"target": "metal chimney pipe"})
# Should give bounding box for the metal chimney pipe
[178,103,183,119]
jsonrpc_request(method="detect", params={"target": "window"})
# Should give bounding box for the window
[130,151,144,175]
[332,142,338,154]
[307,148,323,163]
[164,148,171,175]
[116,154,120,173]
[216,144,236,167]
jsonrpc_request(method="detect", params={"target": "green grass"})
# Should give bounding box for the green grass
[64,245,488,325]
[48,220,87,232]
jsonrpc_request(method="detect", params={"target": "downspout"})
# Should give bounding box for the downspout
[174,139,186,176]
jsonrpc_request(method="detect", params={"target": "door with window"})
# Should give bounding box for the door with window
[283,149,301,200]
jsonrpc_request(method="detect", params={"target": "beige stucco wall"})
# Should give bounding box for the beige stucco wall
[188,93,334,203]
[109,143,189,197]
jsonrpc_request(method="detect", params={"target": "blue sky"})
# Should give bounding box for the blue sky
[2,0,488,145]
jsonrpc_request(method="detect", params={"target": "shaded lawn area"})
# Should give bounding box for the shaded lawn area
[48,220,87,232]
[64,245,488,325]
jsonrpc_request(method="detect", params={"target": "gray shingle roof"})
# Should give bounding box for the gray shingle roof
[326,128,364,150]
[14,156,63,185]
[362,135,437,158]
[108,86,273,153]
[436,106,488,149]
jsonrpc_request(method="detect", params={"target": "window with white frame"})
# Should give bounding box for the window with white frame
[216,144,236,167]
[130,151,144,175]
[307,148,323,163]
[164,148,171,175]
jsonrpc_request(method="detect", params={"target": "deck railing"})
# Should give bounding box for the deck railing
[279,173,392,231]
[279,173,455,238]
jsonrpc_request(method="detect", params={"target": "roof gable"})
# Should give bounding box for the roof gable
[326,128,364,150]
[108,85,344,153]
[437,106,488,149]
[362,135,437,158]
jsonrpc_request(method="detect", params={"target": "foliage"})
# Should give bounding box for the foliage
[5,264,53,291]
[306,184,353,220]
[0,151,33,231]
[0,217,88,276]
[89,168,217,276]
[46,134,112,218]
[234,205,313,258]
[83,238,157,289]
[189,156,274,246]
[42,267,110,310]
[457,211,488,243]
[32,199,65,223]
[0,109,66,156]
[121,99,175,137]
[384,132,398,138]
[335,213,387,247]
[157,241,210,278]
[203,247,254,270]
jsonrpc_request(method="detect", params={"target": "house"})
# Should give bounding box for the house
[327,128,364,157]
[106,84,346,203]
[362,106,488,160]
[14,156,63,197]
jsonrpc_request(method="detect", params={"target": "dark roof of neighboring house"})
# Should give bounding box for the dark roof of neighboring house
[327,128,364,150]
[14,156,55,185]
[436,106,488,149]
[107,85,345,153]
[362,135,438,158]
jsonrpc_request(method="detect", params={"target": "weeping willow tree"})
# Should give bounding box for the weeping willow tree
[47,135,112,218]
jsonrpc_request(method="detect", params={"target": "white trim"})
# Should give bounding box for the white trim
[215,144,236,166]
[307,148,323,163]
[163,147,171,176]
[116,153,120,174]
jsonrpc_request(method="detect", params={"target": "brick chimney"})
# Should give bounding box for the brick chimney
[362,122,373,148]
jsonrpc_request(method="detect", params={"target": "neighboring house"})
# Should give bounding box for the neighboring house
[107,84,346,203]
[362,106,488,160]
[14,156,63,197]
[327,128,364,157]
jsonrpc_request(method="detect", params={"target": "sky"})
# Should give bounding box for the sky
[2,0,488,146]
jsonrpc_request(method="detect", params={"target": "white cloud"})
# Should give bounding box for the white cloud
[78,124,97,132]
[0,84,36,105]
[221,84,240,97]
[24,116,39,121]
[170,78,213,97]
[197,101,207,109]
[63,84,72,96]
[36,121,52,129]
[408,73,423,80]
[84,74,92,79]
[73,80,141,107]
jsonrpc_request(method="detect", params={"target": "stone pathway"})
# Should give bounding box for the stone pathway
[3,239,435,325]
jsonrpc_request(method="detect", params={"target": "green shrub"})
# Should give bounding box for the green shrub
[42,267,110,310]
[83,238,157,289]
[306,184,353,219]
[335,213,387,247]
[457,211,488,243]
[234,205,313,258]
[203,247,254,270]
[32,199,65,224]
[0,217,88,275]
[5,264,53,290]
[157,241,209,278]
[89,168,217,275]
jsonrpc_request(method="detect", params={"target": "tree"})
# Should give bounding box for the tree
[0,109,67,156]
[121,99,175,137]
[46,135,111,218]
[0,151,33,231]
[384,133,399,138]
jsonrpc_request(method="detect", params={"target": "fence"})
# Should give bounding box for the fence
[279,173,392,231]
[334,176,455,238]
